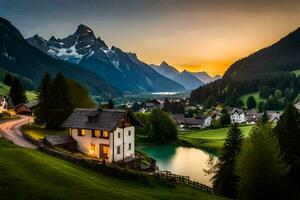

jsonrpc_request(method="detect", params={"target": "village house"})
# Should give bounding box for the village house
[173,114,212,129]
[61,108,142,163]
[0,96,8,113]
[245,109,263,124]
[229,108,246,124]
[267,111,281,123]
[14,101,39,115]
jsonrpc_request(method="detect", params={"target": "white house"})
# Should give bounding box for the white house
[62,109,142,163]
[0,96,8,113]
[230,108,245,123]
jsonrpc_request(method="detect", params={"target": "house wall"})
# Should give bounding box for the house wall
[231,113,245,123]
[70,126,135,163]
[112,126,135,162]
[70,128,110,161]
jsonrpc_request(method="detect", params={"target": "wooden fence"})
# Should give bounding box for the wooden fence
[154,170,213,193]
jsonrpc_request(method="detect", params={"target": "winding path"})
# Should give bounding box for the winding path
[0,116,36,148]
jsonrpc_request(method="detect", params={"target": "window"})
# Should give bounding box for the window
[117,146,121,154]
[128,130,131,136]
[78,129,86,136]
[103,131,109,138]
[91,130,96,137]
[90,144,95,154]
[118,132,121,138]
[128,143,131,150]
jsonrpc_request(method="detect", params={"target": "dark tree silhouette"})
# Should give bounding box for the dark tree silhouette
[9,77,27,105]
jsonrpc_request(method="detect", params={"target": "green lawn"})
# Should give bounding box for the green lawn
[22,124,68,140]
[0,139,227,200]
[240,92,264,109]
[292,69,300,77]
[179,125,254,155]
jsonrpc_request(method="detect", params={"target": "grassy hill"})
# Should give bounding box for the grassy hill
[0,81,37,102]
[0,139,227,200]
[179,125,254,155]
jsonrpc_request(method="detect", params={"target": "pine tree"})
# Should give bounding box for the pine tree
[220,108,231,126]
[34,73,52,125]
[3,73,13,86]
[246,95,256,109]
[212,123,243,197]
[259,110,269,125]
[273,103,300,195]
[46,73,73,129]
[9,77,27,105]
[236,124,289,200]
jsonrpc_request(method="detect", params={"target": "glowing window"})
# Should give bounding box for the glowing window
[103,131,109,138]
[78,129,86,136]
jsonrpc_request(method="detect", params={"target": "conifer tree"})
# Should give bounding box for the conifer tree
[3,73,13,86]
[212,123,243,197]
[236,124,289,200]
[9,77,27,105]
[220,109,231,126]
[273,103,300,195]
[34,73,52,125]
[46,73,73,129]
[246,95,256,109]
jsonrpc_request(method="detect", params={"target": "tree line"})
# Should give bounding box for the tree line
[208,103,300,200]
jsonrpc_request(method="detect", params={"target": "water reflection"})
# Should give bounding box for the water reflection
[138,145,217,186]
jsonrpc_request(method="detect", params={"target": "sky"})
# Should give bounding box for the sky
[1,0,300,76]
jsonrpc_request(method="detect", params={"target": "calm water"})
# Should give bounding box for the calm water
[138,145,218,186]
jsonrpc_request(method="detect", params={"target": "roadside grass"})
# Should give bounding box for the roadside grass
[0,139,228,200]
[239,92,264,109]
[179,125,254,155]
[22,123,67,140]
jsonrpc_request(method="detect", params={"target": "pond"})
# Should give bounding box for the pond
[138,145,218,186]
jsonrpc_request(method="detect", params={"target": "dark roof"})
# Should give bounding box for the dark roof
[44,135,76,146]
[230,108,244,115]
[173,114,204,125]
[15,101,39,109]
[61,109,142,131]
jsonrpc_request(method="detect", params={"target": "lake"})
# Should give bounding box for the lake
[138,145,218,186]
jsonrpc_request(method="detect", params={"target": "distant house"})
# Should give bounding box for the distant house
[14,101,39,115]
[140,99,163,112]
[173,114,211,129]
[267,111,281,123]
[61,109,142,163]
[245,109,263,124]
[230,108,245,123]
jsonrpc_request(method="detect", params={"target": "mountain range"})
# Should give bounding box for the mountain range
[151,61,221,90]
[0,17,118,97]
[27,24,185,94]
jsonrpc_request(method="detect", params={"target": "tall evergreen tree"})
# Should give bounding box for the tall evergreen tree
[220,108,231,126]
[273,103,300,196]
[46,73,73,129]
[34,73,52,125]
[3,73,13,86]
[236,124,289,200]
[212,123,243,198]
[246,95,256,109]
[9,77,27,105]
[259,110,269,125]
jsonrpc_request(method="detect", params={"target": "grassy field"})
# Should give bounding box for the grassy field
[0,139,227,200]
[0,81,37,102]
[179,125,254,155]
[240,92,264,109]
[22,123,68,140]
[292,69,300,77]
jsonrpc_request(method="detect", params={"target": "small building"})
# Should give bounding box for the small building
[245,109,263,124]
[14,101,39,115]
[61,108,142,163]
[267,111,281,123]
[230,108,245,123]
[173,114,211,129]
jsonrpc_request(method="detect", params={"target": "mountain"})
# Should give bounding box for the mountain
[150,61,180,79]
[27,25,185,93]
[192,72,221,84]
[190,26,300,105]
[172,70,204,90]
[0,17,118,97]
